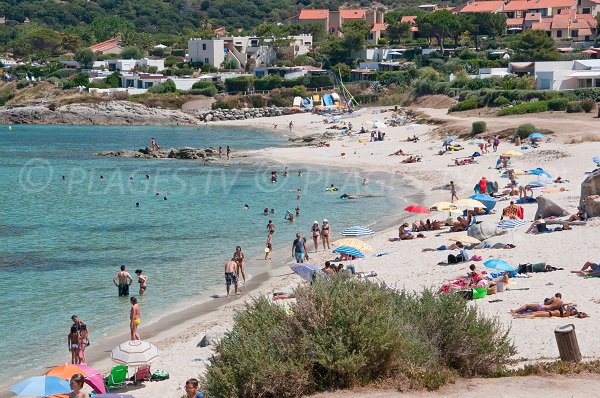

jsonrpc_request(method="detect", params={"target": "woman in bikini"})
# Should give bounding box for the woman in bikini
[68,326,80,364]
[130,296,141,340]
[311,221,320,252]
[233,246,246,284]
[514,305,587,319]
[135,269,148,295]
[78,324,88,363]
[321,219,330,250]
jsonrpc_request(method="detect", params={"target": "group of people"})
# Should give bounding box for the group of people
[511,293,587,319]
[113,265,148,296]
[67,315,89,364]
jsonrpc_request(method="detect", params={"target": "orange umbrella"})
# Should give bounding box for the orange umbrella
[44,364,106,394]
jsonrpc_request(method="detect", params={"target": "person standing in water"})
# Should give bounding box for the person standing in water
[218,147,222,158]
[267,220,275,234]
[113,265,132,296]
[226,146,231,159]
[311,221,320,252]
[233,246,246,284]
[135,269,148,295]
[130,297,141,340]
[321,219,331,250]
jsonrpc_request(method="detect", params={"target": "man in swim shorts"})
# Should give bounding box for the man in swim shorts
[292,233,307,263]
[572,261,600,276]
[510,293,563,314]
[113,265,133,296]
[225,259,239,296]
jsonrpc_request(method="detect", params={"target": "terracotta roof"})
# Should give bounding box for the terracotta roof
[401,16,417,24]
[525,0,576,9]
[410,26,419,32]
[89,38,121,52]
[579,28,593,35]
[370,23,387,32]
[524,12,541,20]
[503,1,530,11]
[298,9,329,20]
[531,21,552,29]
[506,17,525,25]
[339,9,366,19]
[459,1,504,13]
[551,13,570,28]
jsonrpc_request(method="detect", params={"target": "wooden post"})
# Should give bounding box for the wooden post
[554,324,582,363]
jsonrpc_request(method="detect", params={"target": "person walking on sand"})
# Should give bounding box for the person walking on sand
[225,259,239,296]
[493,136,500,152]
[113,265,133,297]
[226,146,231,159]
[130,297,141,340]
[321,219,331,250]
[311,221,320,252]
[450,181,458,202]
[265,231,273,260]
[289,121,293,132]
[135,269,148,296]
[233,246,246,284]
[292,233,307,263]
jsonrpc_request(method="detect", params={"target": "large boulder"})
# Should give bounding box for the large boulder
[580,171,600,218]
[468,222,506,241]
[535,196,568,219]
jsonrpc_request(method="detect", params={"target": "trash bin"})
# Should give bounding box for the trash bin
[554,324,582,363]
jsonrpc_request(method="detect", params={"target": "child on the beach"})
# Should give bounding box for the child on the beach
[68,326,80,364]
[78,324,88,363]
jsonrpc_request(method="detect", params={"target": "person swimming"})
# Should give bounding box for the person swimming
[263,208,269,216]
[136,202,139,207]
[244,204,249,210]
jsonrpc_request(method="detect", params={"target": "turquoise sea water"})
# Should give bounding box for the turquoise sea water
[0,124,398,381]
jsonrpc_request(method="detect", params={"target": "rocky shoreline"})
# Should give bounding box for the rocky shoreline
[0,100,308,126]
[95,146,218,160]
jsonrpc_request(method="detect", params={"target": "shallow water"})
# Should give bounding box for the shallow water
[0,124,400,380]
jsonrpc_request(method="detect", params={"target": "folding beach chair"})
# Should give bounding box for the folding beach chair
[105,365,128,391]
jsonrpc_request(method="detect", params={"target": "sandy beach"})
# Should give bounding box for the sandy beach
[5,105,600,397]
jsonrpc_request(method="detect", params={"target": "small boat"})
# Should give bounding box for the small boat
[312,94,322,106]
[293,96,302,107]
[301,97,313,108]
[322,94,333,107]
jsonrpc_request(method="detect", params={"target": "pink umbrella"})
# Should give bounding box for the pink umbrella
[77,364,107,394]
[404,205,430,214]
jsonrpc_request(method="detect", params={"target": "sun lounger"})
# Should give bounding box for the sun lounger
[105,365,128,391]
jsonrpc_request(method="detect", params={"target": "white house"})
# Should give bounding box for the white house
[93,58,165,72]
[355,48,409,61]
[254,65,327,79]
[534,59,600,89]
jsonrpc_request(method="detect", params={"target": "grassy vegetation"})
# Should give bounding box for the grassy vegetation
[497,101,548,116]
[201,277,515,397]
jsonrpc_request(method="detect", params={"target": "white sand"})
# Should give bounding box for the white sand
[58,107,600,397]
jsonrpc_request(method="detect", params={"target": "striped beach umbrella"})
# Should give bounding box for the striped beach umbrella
[290,263,323,283]
[498,219,525,229]
[332,246,365,258]
[341,226,374,236]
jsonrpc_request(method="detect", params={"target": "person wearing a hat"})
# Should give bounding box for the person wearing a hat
[321,219,331,250]
[311,221,320,252]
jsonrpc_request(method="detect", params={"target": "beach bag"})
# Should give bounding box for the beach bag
[448,254,458,264]
[151,370,170,381]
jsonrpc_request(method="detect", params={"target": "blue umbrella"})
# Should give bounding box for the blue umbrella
[332,246,365,258]
[341,226,374,236]
[483,259,515,272]
[469,194,496,211]
[443,136,458,146]
[290,263,323,283]
[10,376,71,397]
[529,132,544,139]
[528,167,552,178]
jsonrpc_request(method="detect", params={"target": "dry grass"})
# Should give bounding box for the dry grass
[566,133,600,144]
[502,360,600,377]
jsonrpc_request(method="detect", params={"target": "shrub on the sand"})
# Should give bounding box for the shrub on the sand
[566,101,582,113]
[547,97,570,111]
[580,98,595,113]
[472,121,487,134]
[497,100,548,116]
[202,277,515,397]
[448,97,479,112]
[515,123,536,139]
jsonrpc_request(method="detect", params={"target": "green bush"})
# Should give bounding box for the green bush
[580,98,595,113]
[254,76,284,91]
[305,74,333,89]
[449,97,479,112]
[566,101,582,113]
[573,88,600,101]
[225,76,253,92]
[202,277,515,397]
[493,96,509,107]
[188,86,218,97]
[16,79,30,89]
[515,123,536,139]
[191,81,215,90]
[149,79,177,94]
[413,78,436,95]
[498,101,548,116]
[547,97,570,111]
[212,100,233,109]
[49,68,78,79]
[472,121,487,134]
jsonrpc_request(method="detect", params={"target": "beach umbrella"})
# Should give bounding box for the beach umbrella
[341,226,374,236]
[373,121,386,128]
[429,201,457,211]
[529,132,544,139]
[502,150,522,157]
[111,340,159,367]
[332,246,365,258]
[453,198,485,209]
[404,205,430,214]
[498,219,526,229]
[10,376,71,397]
[528,168,552,178]
[448,235,481,244]
[469,194,496,211]
[331,238,373,253]
[483,259,515,272]
[44,364,107,394]
[290,263,323,283]
[443,136,457,146]
[469,139,486,145]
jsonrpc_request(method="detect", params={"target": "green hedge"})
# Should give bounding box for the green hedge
[449,97,480,112]
[547,97,570,111]
[225,76,253,92]
[498,101,548,116]
[566,101,582,113]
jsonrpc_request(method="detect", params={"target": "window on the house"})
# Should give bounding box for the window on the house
[204,58,209,64]
[572,29,579,37]
[583,7,591,13]
[556,30,563,37]
[202,44,206,50]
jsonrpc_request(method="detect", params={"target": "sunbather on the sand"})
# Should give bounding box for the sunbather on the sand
[568,206,588,222]
[422,241,464,252]
[571,261,600,276]
[511,293,563,315]
[389,149,405,156]
[514,305,587,319]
